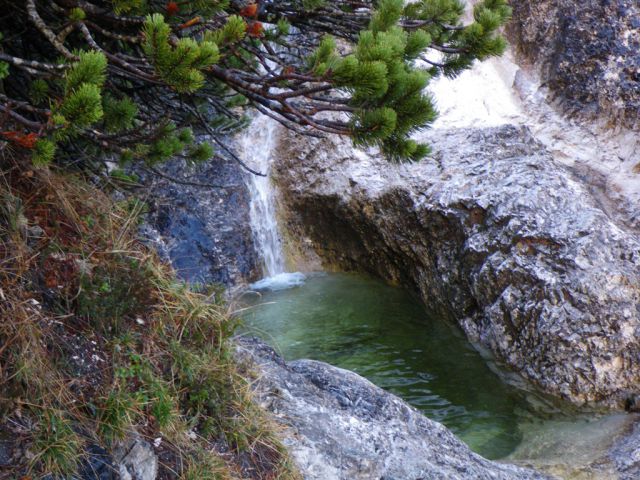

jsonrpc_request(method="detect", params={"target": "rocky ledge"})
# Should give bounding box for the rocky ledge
[236,337,549,480]
[273,125,640,407]
[507,0,640,129]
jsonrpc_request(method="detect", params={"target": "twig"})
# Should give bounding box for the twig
[144,165,233,189]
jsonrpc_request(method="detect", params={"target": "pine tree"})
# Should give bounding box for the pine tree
[0,0,510,168]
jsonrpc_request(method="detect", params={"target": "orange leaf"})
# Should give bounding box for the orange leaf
[2,130,21,141]
[1,130,38,149]
[240,3,258,18]
[166,2,179,16]
[247,21,263,37]
[17,132,38,149]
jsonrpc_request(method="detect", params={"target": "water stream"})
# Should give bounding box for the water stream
[239,273,635,477]
[237,113,287,278]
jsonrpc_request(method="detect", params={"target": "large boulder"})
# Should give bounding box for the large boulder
[236,337,549,480]
[273,125,640,407]
[507,0,640,129]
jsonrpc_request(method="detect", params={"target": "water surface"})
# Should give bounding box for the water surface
[239,272,633,467]
[241,272,533,458]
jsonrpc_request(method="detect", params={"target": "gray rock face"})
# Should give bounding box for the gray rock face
[139,153,259,287]
[237,337,549,480]
[507,0,640,129]
[609,420,640,479]
[274,125,640,407]
[114,436,158,480]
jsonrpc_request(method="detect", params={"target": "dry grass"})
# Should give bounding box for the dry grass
[0,152,300,480]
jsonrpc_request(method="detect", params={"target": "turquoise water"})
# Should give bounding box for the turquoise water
[238,272,631,465]
[239,272,532,459]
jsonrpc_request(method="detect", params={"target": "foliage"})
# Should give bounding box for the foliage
[0,0,510,167]
[0,158,300,479]
[31,410,83,476]
[143,13,220,93]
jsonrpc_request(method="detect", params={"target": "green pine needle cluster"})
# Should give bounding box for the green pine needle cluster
[143,14,220,93]
[65,50,107,94]
[184,0,231,16]
[203,15,247,46]
[188,142,215,163]
[61,83,104,128]
[135,124,212,165]
[311,0,436,161]
[0,0,510,168]
[113,0,146,15]
[0,61,9,80]
[29,79,49,105]
[103,95,138,133]
[30,50,106,164]
[305,0,510,161]
[405,0,511,77]
[302,0,326,11]
[32,140,56,167]
[69,7,86,21]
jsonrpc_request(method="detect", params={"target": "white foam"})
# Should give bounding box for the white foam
[250,272,307,291]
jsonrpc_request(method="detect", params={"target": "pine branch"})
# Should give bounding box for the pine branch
[26,0,77,60]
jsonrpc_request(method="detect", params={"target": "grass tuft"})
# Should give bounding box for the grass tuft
[31,410,84,476]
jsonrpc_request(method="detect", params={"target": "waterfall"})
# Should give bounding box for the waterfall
[238,113,285,276]
[238,112,306,290]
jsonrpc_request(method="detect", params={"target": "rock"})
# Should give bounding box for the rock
[236,337,549,480]
[77,444,118,480]
[505,412,639,479]
[0,434,14,468]
[609,418,640,479]
[273,125,640,407]
[138,150,259,287]
[114,436,158,480]
[507,0,640,129]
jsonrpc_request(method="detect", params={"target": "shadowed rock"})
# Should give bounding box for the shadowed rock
[137,151,259,287]
[507,0,640,130]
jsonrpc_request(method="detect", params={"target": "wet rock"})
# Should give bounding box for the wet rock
[609,419,640,479]
[138,151,259,287]
[507,0,640,129]
[273,125,640,407]
[114,436,158,480]
[236,336,550,480]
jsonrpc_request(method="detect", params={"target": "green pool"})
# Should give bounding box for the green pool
[238,272,631,466]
